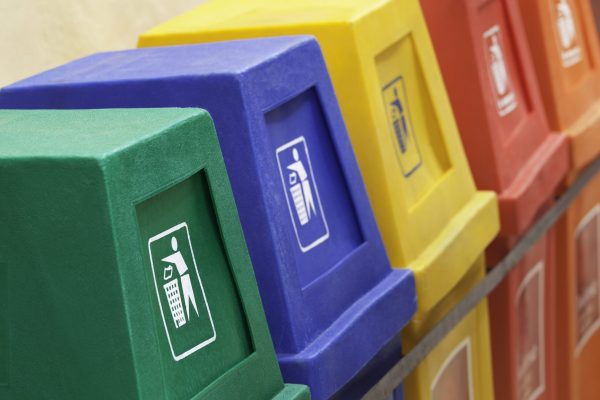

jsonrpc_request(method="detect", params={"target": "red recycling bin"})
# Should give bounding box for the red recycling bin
[421,0,569,399]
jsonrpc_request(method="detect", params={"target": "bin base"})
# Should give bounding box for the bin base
[489,229,556,400]
[497,133,568,237]
[278,269,416,400]
[330,333,403,400]
[410,191,499,319]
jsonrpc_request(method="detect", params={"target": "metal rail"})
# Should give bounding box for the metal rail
[362,156,600,400]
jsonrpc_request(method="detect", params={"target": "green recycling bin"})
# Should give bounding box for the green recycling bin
[0,108,309,400]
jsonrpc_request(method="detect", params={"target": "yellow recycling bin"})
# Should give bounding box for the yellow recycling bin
[139,1,500,398]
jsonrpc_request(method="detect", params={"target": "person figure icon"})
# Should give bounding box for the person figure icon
[490,34,509,96]
[162,236,199,321]
[287,148,316,225]
[390,87,409,153]
[557,0,576,50]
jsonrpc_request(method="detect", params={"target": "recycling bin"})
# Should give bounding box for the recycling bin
[487,229,557,400]
[0,108,309,400]
[517,0,600,398]
[518,0,600,178]
[554,173,600,400]
[0,36,417,400]
[420,0,568,253]
[136,1,500,398]
[420,1,570,399]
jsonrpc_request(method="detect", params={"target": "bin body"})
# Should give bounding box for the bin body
[555,173,600,400]
[0,108,309,400]
[517,0,600,398]
[488,229,557,400]
[0,37,416,400]
[402,258,494,400]
[420,2,569,399]
[421,0,568,247]
[137,1,500,398]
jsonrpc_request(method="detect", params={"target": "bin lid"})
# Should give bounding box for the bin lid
[518,0,600,174]
[420,0,569,238]
[0,36,415,400]
[0,108,309,400]
[137,0,499,317]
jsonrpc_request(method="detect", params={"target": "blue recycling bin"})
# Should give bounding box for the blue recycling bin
[0,36,416,399]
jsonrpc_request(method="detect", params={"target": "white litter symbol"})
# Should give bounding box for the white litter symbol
[148,222,216,361]
[288,148,317,225]
[276,136,329,252]
[556,0,582,68]
[557,0,577,49]
[162,236,200,329]
[484,25,518,117]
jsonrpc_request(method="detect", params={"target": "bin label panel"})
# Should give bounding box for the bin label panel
[136,171,255,396]
[276,136,329,252]
[266,88,363,288]
[148,222,216,361]
[476,2,532,140]
[575,204,600,354]
[430,338,474,400]
[552,0,583,68]
[382,75,422,177]
[375,34,452,207]
[483,25,518,117]
[515,261,545,400]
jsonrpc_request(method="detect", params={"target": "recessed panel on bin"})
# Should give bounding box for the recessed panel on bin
[518,0,600,174]
[265,89,363,287]
[135,0,500,323]
[477,1,530,134]
[0,109,307,400]
[0,37,415,400]
[550,0,591,75]
[375,34,451,205]
[136,172,251,385]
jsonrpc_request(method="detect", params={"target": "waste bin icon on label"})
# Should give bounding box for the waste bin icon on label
[276,136,329,252]
[483,25,518,117]
[382,75,422,177]
[148,222,216,361]
[555,0,582,68]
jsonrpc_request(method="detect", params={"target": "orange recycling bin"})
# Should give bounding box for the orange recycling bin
[554,176,600,400]
[518,0,600,177]
[420,1,570,399]
[517,0,600,399]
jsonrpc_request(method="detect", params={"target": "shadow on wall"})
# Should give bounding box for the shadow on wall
[0,0,204,87]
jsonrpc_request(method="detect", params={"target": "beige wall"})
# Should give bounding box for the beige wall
[0,0,203,87]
